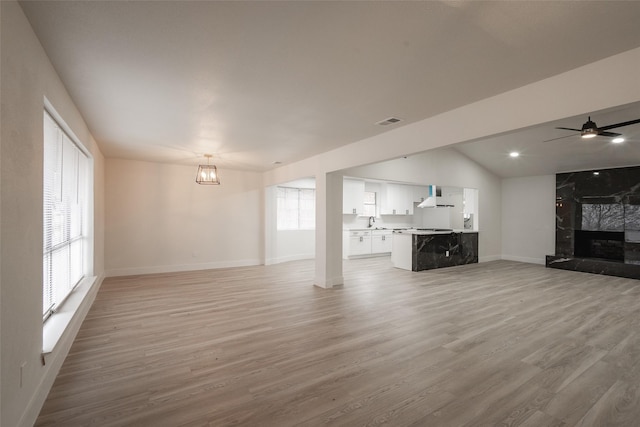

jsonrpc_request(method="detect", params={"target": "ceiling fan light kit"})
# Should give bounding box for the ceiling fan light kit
[580,117,599,138]
[554,115,640,141]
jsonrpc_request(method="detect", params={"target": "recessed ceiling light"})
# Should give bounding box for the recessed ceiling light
[509,151,520,158]
[612,137,625,143]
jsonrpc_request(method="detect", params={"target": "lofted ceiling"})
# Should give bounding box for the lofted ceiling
[19,1,640,174]
[454,101,640,178]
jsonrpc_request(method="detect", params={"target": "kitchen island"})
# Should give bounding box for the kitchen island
[391,229,478,271]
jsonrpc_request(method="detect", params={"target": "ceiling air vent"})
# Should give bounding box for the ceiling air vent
[377,117,402,126]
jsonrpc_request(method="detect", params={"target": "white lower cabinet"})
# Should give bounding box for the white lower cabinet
[343,230,393,259]
[348,231,371,257]
[372,231,393,253]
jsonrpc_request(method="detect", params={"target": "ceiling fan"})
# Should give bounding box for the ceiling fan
[545,116,640,142]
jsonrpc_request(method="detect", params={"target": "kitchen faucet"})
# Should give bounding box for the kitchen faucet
[368,216,375,228]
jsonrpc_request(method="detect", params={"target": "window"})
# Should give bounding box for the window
[43,110,90,320]
[363,191,377,217]
[277,187,315,230]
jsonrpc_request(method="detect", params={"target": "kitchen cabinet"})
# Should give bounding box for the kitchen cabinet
[371,230,393,253]
[344,230,371,257]
[391,231,478,271]
[391,232,413,270]
[414,232,478,270]
[380,183,414,215]
[343,178,365,214]
[343,229,393,259]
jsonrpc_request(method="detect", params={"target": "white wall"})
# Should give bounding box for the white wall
[421,208,453,229]
[275,230,315,263]
[0,2,106,425]
[343,148,503,262]
[105,159,263,276]
[501,175,556,264]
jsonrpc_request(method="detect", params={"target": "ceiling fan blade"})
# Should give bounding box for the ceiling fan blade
[599,131,621,137]
[544,133,578,142]
[599,118,640,131]
[555,126,582,132]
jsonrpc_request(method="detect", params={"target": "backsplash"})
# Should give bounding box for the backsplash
[342,212,422,230]
[343,202,456,230]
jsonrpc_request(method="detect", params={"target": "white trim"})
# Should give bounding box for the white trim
[346,253,391,260]
[501,255,546,265]
[105,259,263,277]
[314,275,345,289]
[268,253,315,265]
[479,254,502,263]
[42,275,102,356]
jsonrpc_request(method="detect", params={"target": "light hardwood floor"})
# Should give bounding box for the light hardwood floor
[36,259,640,426]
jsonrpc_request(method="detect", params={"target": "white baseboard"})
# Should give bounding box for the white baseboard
[268,253,315,265]
[314,275,344,289]
[107,255,546,277]
[344,252,391,260]
[105,259,263,277]
[479,254,502,263]
[501,255,546,265]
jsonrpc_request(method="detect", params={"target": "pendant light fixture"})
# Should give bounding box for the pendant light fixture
[195,154,220,185]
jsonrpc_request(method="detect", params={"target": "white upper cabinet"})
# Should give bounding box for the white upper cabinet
[343,178,365,215]
[380,183,414,215]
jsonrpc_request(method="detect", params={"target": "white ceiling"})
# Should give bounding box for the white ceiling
[454,101,640,178]
[19,1,640,175]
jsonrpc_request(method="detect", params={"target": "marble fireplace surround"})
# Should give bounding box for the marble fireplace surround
[546,165,640,279]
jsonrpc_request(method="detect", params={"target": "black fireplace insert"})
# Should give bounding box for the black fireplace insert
[574,230,624,262]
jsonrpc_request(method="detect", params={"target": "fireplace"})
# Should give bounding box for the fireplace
[574,230,624,262]
[547,166,640,279]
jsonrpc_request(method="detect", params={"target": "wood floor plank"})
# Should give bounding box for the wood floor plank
[542,360,620,425]
[518,410,567,427]
[35,259,640,426]
[576,379,640,426]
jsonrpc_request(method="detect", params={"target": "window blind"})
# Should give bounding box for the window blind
[43,111,89,320]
